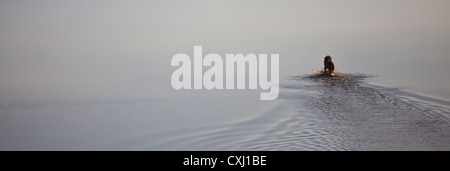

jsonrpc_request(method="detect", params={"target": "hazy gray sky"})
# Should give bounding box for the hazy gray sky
[1,0,450,100]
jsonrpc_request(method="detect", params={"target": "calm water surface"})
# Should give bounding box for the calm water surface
[1,1,450,150]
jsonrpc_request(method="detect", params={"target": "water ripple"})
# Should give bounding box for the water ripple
[122,72,450,150]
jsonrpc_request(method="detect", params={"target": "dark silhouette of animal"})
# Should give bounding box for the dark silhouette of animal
[324,56,335,75]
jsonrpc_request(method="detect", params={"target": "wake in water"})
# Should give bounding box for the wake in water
[282,72,450,150]
[125,72,450,151]
[303,70,371,80]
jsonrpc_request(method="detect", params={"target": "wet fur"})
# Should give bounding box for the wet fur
[324,56,335,75]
